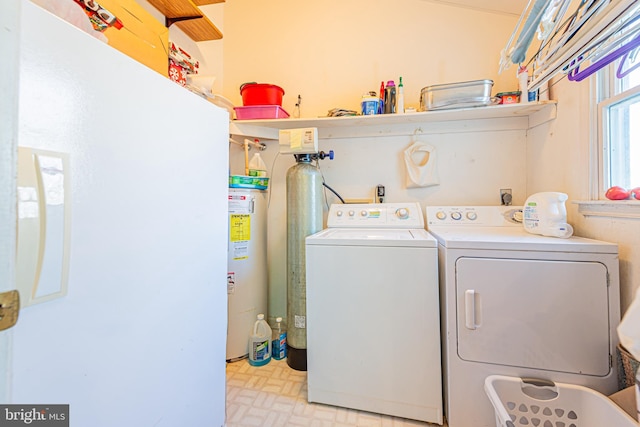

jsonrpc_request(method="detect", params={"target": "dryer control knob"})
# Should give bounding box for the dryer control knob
[396,208,409,219]
[451,212,462,220]
[348,210,355,217]
[436,211,447,220]
[466,212,478,221]
[360,210,368,217]
[336,211,343,217]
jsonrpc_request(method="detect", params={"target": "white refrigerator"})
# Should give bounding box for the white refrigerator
[1,1,228,426]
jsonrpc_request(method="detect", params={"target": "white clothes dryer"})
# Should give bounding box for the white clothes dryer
[426,206,621,427]
[306,203,443,424]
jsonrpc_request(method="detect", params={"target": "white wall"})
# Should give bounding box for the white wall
[222,0,520,117]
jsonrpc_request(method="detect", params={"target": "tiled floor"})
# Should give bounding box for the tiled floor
[225,358,444,427]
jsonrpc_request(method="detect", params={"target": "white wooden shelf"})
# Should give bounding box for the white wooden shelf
[574,200,640,219]
[147,0,224,41]
[229,101,557,140]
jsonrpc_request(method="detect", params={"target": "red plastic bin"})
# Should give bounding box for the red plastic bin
[240,83,284,106]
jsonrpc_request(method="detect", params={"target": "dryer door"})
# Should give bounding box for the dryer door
[456,257,611,375]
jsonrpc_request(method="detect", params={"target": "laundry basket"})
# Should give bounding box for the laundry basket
[484,375,638,427]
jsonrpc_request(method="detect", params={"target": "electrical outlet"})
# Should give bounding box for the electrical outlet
[376,185,385,203]
[500,188,513,206]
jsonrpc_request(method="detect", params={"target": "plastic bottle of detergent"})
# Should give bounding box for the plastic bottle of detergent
[518,66,529,104]
[523,192,574,238]
[396,76,405,114]
[248,152,267,177]
[272,317,287,360]
[378,81,385,114]
[384,80,396,114]
[248,314,272,366]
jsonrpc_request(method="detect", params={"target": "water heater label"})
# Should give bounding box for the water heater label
[227,272,235,294]
[230,214,251,241]
[231,242,248,260]
[229,195,254,214]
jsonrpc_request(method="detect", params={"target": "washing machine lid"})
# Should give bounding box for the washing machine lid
[428,226,618,253]
[306,228,437,247]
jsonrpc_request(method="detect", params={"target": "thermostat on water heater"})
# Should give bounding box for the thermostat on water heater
[279,127,318,154]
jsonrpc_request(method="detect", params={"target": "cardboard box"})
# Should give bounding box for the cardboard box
[96,0,169,76]
[34,0,169,76]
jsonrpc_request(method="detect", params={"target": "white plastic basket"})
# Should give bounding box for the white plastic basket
[484,375,638,427]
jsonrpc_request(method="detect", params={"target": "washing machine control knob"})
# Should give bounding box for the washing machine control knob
[396,208,409,219]
[360,210,368,217]
[348,210,355,217]
[451,212,462,221]
[336,210,343,217]
[435,211,447,220]
[466,212,478,221]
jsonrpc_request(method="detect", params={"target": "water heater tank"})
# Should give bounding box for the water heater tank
[227,188,268,361]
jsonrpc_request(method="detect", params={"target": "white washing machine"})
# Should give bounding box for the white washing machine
[306,203,443,424]
[426,206,621,427]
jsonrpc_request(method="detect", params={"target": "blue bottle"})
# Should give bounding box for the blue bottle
[272,317,287,360]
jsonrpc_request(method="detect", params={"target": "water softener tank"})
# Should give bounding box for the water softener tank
[286,155,323,371]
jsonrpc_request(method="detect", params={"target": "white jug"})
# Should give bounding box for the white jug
[523,192,574,238]
[248,313,272,366]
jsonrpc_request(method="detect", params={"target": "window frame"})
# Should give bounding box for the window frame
[597,66,640,197]
[577,63,640,219]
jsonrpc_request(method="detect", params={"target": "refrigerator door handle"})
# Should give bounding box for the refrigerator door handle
[16,147,71,307]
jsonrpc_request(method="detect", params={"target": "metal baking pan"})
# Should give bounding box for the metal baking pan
[420,79,494,111]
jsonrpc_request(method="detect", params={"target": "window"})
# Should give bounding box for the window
[596,57,640,197]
